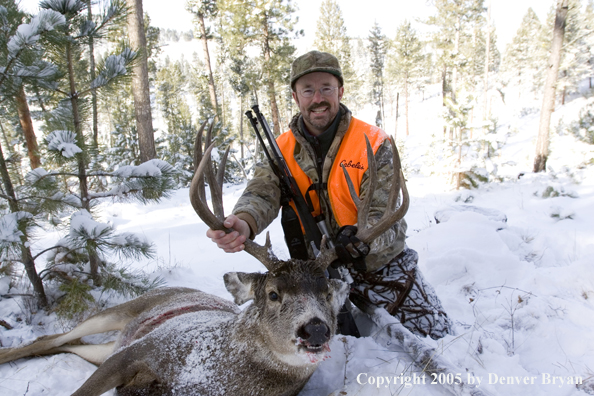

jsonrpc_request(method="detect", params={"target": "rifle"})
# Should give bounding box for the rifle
[245,105,360,338]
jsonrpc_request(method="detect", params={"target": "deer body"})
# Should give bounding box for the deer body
[1,262,348,396]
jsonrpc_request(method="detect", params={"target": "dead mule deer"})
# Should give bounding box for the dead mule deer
[0,121,408,396]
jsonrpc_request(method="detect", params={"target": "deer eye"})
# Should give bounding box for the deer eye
[268,291,279,301]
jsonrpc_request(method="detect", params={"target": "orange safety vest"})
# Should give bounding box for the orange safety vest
[276,117,389,229]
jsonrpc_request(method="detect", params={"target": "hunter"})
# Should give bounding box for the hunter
[206,50,451,339]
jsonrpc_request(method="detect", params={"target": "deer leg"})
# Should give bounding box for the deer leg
[0,308,133,365]
[44,341,117,365]
[71,350,161,396]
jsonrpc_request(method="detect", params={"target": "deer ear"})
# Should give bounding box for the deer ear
[224,272,263,305]
[328,279,349,313]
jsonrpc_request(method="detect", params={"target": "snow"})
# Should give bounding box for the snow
[112,159,169,178]
[0,212,32,245]
[45,130,83,158]
[91,49,135,89]
[69,210,110,239]
[6,9,65,57]
[1,85,594,396]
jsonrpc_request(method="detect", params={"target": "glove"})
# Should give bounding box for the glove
[334,225,370,272]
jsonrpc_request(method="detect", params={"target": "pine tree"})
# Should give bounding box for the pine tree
[18,0,177,304]
[503,8,545,99]
[218,0,298,136]
[186,0,219,119]
[368,22,387,128]
[102,13,161,168]
[156,58,196,186]
[220,29,259,169]
[126,0,156,162]
[555,0,593,104]
[585,0,594,89]
[0,3,52,171]
[387,21,425,137]
[0,2,66,308]
[313,0,359,107]
[426,0,486,104]
[535,0,569,173]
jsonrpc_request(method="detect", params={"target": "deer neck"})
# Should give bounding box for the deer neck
[232,307,320,377]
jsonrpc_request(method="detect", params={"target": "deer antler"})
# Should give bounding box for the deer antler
[316,135,409,270]
[348,135,409,243]
[190,122,281,272]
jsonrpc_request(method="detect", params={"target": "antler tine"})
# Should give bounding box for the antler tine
[189,128,281,272]
[194,121,208,201]
[316,235,337,271]
[317,136,409,271]
[201,121,226,220]
[190,143,225,228]
[341,134,377,233]
[355,137,409,244]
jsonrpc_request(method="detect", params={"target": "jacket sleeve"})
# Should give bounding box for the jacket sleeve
[359,139,407,272]
[232,161,282,236]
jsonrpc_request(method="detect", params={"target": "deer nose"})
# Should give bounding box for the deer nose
[297,318,330,346]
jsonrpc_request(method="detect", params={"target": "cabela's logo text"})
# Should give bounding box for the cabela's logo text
[340,160,364,170]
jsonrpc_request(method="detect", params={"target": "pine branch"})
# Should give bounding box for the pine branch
[32,244,65,261]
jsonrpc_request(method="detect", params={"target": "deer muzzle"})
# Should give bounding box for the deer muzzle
[296,317,330,351]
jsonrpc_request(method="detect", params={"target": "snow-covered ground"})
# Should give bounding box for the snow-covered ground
[1,84,594,396]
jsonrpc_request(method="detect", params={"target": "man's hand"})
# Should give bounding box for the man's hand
[206,214,251,253]
[335,225,370,272]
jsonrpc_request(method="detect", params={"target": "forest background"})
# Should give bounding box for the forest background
[1,0,593,345]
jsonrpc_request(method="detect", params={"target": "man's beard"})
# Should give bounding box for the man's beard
[305,101,335,131]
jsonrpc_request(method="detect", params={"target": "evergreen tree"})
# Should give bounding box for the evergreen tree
[16,0,177,312]
[387,21,425,137]
[186,0,220,119]
[585,0,594,89]
[218,0,299,136]
[313,0,360,107]
[156,58,196,186]
[535,0,569,173]
[555,0,593,103]
[0,2,66,307]
[502,8,545,99]
[0,3,53,171]
[426,0,486,104]
[126,0,156,162]
[368,22,387,128]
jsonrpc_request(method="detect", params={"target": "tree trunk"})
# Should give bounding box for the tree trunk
[262,17,281,136]
[394,92,399,138]
[0,141,47,308]
[197,11,219,117]
[483,0,491,121]
[127,0,156,162]
[404,75,409,137]
[456,128,463,190]
[442,63,447,107]
[240,95,244,162]
[67,42,101,285]
[87,0,99,146]
[452,16,460,104]
[15,86,41,169]
[534,0,569,173]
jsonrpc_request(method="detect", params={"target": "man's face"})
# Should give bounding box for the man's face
[292,72,344,136]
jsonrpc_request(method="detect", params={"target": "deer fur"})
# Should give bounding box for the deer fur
[0,262,349,396]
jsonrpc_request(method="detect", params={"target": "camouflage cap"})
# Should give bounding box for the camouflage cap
[290,50,343,90]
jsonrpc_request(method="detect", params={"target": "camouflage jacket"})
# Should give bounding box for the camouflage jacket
[233,104,407,273]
